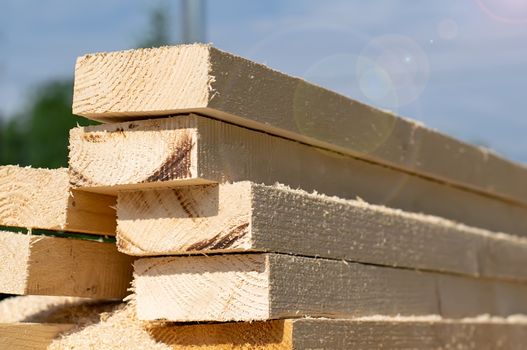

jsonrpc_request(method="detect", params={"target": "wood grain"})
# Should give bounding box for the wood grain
[117,182,527,282]
[146,318,527,350]
[290,318,527,350]
[6,319,524,349]
[0,230,133,298]
[0,166,116,235]
[72,44,527,206]
[134,253,527,322]
[69,114,527,237]
[0,323,73,350]
[148,320,292,349]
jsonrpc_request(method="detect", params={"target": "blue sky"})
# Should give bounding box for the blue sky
[1,0,527,163]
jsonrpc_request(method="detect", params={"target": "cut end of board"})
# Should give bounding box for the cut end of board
[73,44,214,118]
[134,254,271,322]
[0,230,134,298]
[69,116,200,191]
[116,182,254,255]
[0,165,116,235]
[0,232,31,294]
[0,166,69,230]
[0,323,75,350]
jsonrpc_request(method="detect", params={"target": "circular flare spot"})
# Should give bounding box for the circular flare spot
[358,34,430,108]
[438,19,459,40]
[476,0,527,24]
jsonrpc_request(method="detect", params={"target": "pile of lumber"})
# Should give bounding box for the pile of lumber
[2,44,527,349]
[0,166,132,299]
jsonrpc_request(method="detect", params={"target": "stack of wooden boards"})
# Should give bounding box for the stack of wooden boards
[2,43,527,349]
[0,166,132,299]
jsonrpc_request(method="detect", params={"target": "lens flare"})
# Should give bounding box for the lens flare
[245,24,368,69]
[356,56,398,108]
[475,0,527,23]
[438,19,459,40]
[295,54,397,156]
[247,27,427,203]
[358,35,430,109]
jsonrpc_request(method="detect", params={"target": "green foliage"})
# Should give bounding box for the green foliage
[0,116,27,165]
[0,81,97,168]
[25,81,98,168]
[136,2,172,48]
[0,3,172,168]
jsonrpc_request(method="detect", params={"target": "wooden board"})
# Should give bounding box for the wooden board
[146,318,527,350]
[70,114,527,236]
[72,44,527,206]
[0,230,133,298]
[0,323,73,350]
[134,253,527,322]
[5,320,526,350]
[0,166,116,235]
[117,182,527,282]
